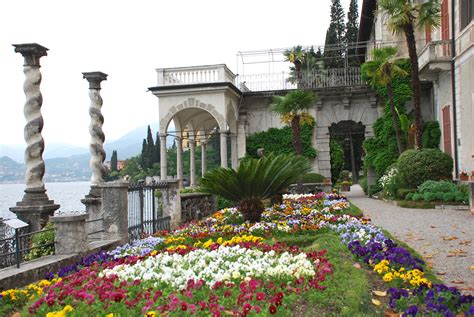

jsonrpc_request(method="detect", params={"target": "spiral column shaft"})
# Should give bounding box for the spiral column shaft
[10,43,59,232]
[83,72,108,187]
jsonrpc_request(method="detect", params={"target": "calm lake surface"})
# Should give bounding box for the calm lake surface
[0,181,91,219]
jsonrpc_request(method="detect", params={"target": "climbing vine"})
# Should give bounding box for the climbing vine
[361,58,413,176]
[246,122,317,159]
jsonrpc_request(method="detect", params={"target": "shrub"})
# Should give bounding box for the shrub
[422,121,441,149]
[300,172,326,183]
[442,192,456,202]
[423,192,438,202]
[217,196,234,210]
[360,177,368,194]
[397,149,453,188]
[330,140,344,184]
[418,180,456,194]
[405,192,414,200]
[397,188,417,200]
[412,193,424,201]
[455,191,468,203]
[24,222,55,261]
[339,170,351,182]
[368,183,383,196]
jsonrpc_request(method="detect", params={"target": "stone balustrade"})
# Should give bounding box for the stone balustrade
[156,64,236,86]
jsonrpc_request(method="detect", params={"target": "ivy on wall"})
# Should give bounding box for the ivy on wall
[246,123,317,159]
[361,58,413,176]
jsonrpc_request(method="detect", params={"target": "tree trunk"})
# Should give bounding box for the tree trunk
[295,60,302,88]
[387,83,404,155]
[239,198,264,223]
[291,115,302,155]
[404,23,423,149]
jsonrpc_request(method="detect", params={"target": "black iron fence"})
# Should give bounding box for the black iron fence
[0,223,55,269]
[127,181,171,241]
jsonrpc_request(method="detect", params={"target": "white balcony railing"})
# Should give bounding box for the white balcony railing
[236,67,364,92]
[418,40,451,71]
[156,64,236,86]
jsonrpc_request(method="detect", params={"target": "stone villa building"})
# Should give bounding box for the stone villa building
[358,0,474,177]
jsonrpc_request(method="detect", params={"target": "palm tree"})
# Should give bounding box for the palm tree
[378,0,441,148]
[362,47,408,155]
[271,90,317,155]
[200,153,311,222]
[284,46,305,86]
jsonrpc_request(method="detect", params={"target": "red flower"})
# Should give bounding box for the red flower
[269,305,277,314]
[243,303,252,313]
[181,302,188,311]
[256,292,265,301]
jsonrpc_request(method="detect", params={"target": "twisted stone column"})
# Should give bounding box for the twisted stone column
[160,133,168,180]
[220,131,228,168]
[83,72,108,193]
[189,139,196,187]
[10,43,59,232]
[201,141,207,177]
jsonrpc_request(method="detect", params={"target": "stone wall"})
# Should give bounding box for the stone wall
[287,183,332,195]
[181,192,217,222]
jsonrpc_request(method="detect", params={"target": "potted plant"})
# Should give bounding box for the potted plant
[340,181,352,191]
[460,171,469,181]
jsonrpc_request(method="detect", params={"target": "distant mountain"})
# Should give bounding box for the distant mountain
[0,123,163,183]
[104,123,159,160]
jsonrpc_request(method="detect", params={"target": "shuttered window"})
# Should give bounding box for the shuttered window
[441,0,449,40]
[461,0,473,30]
[442,105,452,157]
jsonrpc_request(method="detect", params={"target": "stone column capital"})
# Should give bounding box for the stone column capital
[13,43,48,66]
[83,72,108,89]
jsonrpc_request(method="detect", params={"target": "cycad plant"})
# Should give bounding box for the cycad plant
[200,153,311,222]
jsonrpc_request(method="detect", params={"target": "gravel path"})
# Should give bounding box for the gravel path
[346,185,474,294]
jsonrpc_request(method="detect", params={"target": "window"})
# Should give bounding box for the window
[460,0,474,30]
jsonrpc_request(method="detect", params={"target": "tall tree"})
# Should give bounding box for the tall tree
[111,150,118,172]
[378,0,441,148]
[154,132,161,164]
[345,0,359,66]
[324,0,346,68]
[362,47,408,155]
[284,45,305,86]
[270,90,317,155]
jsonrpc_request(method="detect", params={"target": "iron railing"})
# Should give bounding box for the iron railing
[0,224,55,269]
[236,67,364,92]
[127,181,170,241]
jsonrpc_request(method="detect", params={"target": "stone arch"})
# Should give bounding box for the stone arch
[159,97,226,134]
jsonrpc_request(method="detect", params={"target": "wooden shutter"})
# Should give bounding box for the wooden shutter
[442,105,452,156]
[426,27,432,44]
[441,0,449,40]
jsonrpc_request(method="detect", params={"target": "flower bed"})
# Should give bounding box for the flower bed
[1,193,472,316]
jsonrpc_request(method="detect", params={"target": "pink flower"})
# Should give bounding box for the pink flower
[256,292,265,301]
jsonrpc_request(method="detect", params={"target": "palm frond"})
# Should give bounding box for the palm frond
[417,0,441,30]
[200,153,311,202]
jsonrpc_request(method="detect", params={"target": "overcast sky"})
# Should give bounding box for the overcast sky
[0,0,359,148]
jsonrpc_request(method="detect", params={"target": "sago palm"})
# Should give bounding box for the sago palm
[362,46,408,155]
[271,90,317,155]
[200,153,311,222]
[378,0,441,148]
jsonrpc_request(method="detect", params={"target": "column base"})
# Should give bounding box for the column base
[10,186,60,232]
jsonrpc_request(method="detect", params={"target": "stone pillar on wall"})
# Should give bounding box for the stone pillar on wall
[161,180,181,229]
[201,141,207,177]
[237,117,248,159]
[100,182,129,244]
[189,139,196,187]
[220,131,228,168]
[230,134,238,169]
[316,125,331,178]
[160,133,167,180]
[50,213,88,255]
[176,136,183,180]
[10,43,59,232]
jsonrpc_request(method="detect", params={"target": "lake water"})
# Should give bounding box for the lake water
[0,181,91,219]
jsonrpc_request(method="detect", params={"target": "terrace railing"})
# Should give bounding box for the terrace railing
[128,181,171,241]
[236,67,364,92]
[157,64,237,86]
[0,223,54,269]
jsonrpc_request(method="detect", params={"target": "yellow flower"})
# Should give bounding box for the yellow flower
[105,314,114,317]
[63,305,73,313]
[150,250,158,256]
[146,311,157,317]
[383,272,393,282]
